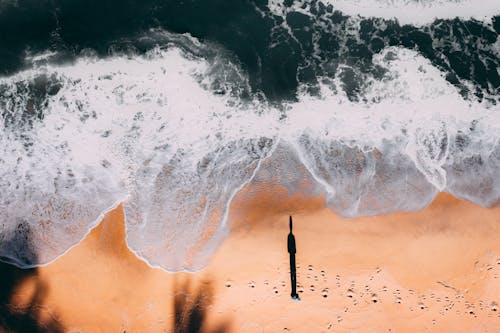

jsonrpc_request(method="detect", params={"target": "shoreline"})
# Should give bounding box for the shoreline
[2,185,499,332]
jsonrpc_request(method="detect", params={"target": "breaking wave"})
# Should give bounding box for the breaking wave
[289,0,500,25]
[0,0,499,271]
[0,37,279,270]
[1,39,498,271]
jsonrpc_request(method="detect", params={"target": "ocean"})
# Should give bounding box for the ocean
[0,0,498,271]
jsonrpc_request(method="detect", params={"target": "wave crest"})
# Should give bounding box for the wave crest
[0,41,498,271]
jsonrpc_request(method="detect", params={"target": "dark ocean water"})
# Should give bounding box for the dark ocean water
[1,0,498,101]
[0,1,499,271]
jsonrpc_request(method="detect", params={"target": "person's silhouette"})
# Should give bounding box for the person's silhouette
[288,216,299,300]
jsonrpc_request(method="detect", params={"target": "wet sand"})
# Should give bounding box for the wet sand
[5,184,500,332]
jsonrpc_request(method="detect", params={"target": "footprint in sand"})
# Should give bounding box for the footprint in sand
[418,302,427,310]
[335,275,341,287]
[491,302,498,312]
[309,285,315,292]
[308,264,313,271]
[297,285,304,294]
[273,287,279,295]
[395,297,402,304]
[346,289,355,298]
[371,293,379,303]
[225,280,232,288]
[321,288,329,298]
[248,281,256,288]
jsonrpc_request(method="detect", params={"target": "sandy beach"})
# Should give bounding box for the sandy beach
[1,1,499,332]
[2,183,500,332]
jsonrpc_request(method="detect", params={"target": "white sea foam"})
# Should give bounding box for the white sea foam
[0,40,498,270]
[0,43,280,271]
[282,47,499,215]
[268,0,500,25]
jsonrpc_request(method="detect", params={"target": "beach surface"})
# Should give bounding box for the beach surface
[4,184,500,332]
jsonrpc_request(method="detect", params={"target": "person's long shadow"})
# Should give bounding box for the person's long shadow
[0,223,64,332]
[173,278,231,333]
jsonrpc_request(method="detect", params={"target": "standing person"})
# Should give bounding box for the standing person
[288,216,299,300]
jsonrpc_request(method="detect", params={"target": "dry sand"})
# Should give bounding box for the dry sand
[5,183,500,332]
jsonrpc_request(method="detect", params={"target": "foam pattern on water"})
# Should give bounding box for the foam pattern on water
[0,40,279,270]
[0,38,498,270]
[444,122,500,206]
[269,0,500,25]
[266,0,500,104]
[280,47,499,215]
[0,70,126,267]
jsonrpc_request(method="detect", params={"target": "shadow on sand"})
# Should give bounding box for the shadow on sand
[0,223,64,333]
[2,222,232,333]
[173,278,231,333]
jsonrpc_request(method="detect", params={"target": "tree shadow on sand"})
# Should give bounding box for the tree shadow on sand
[173,278,231,333]
[0,222,64,333]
